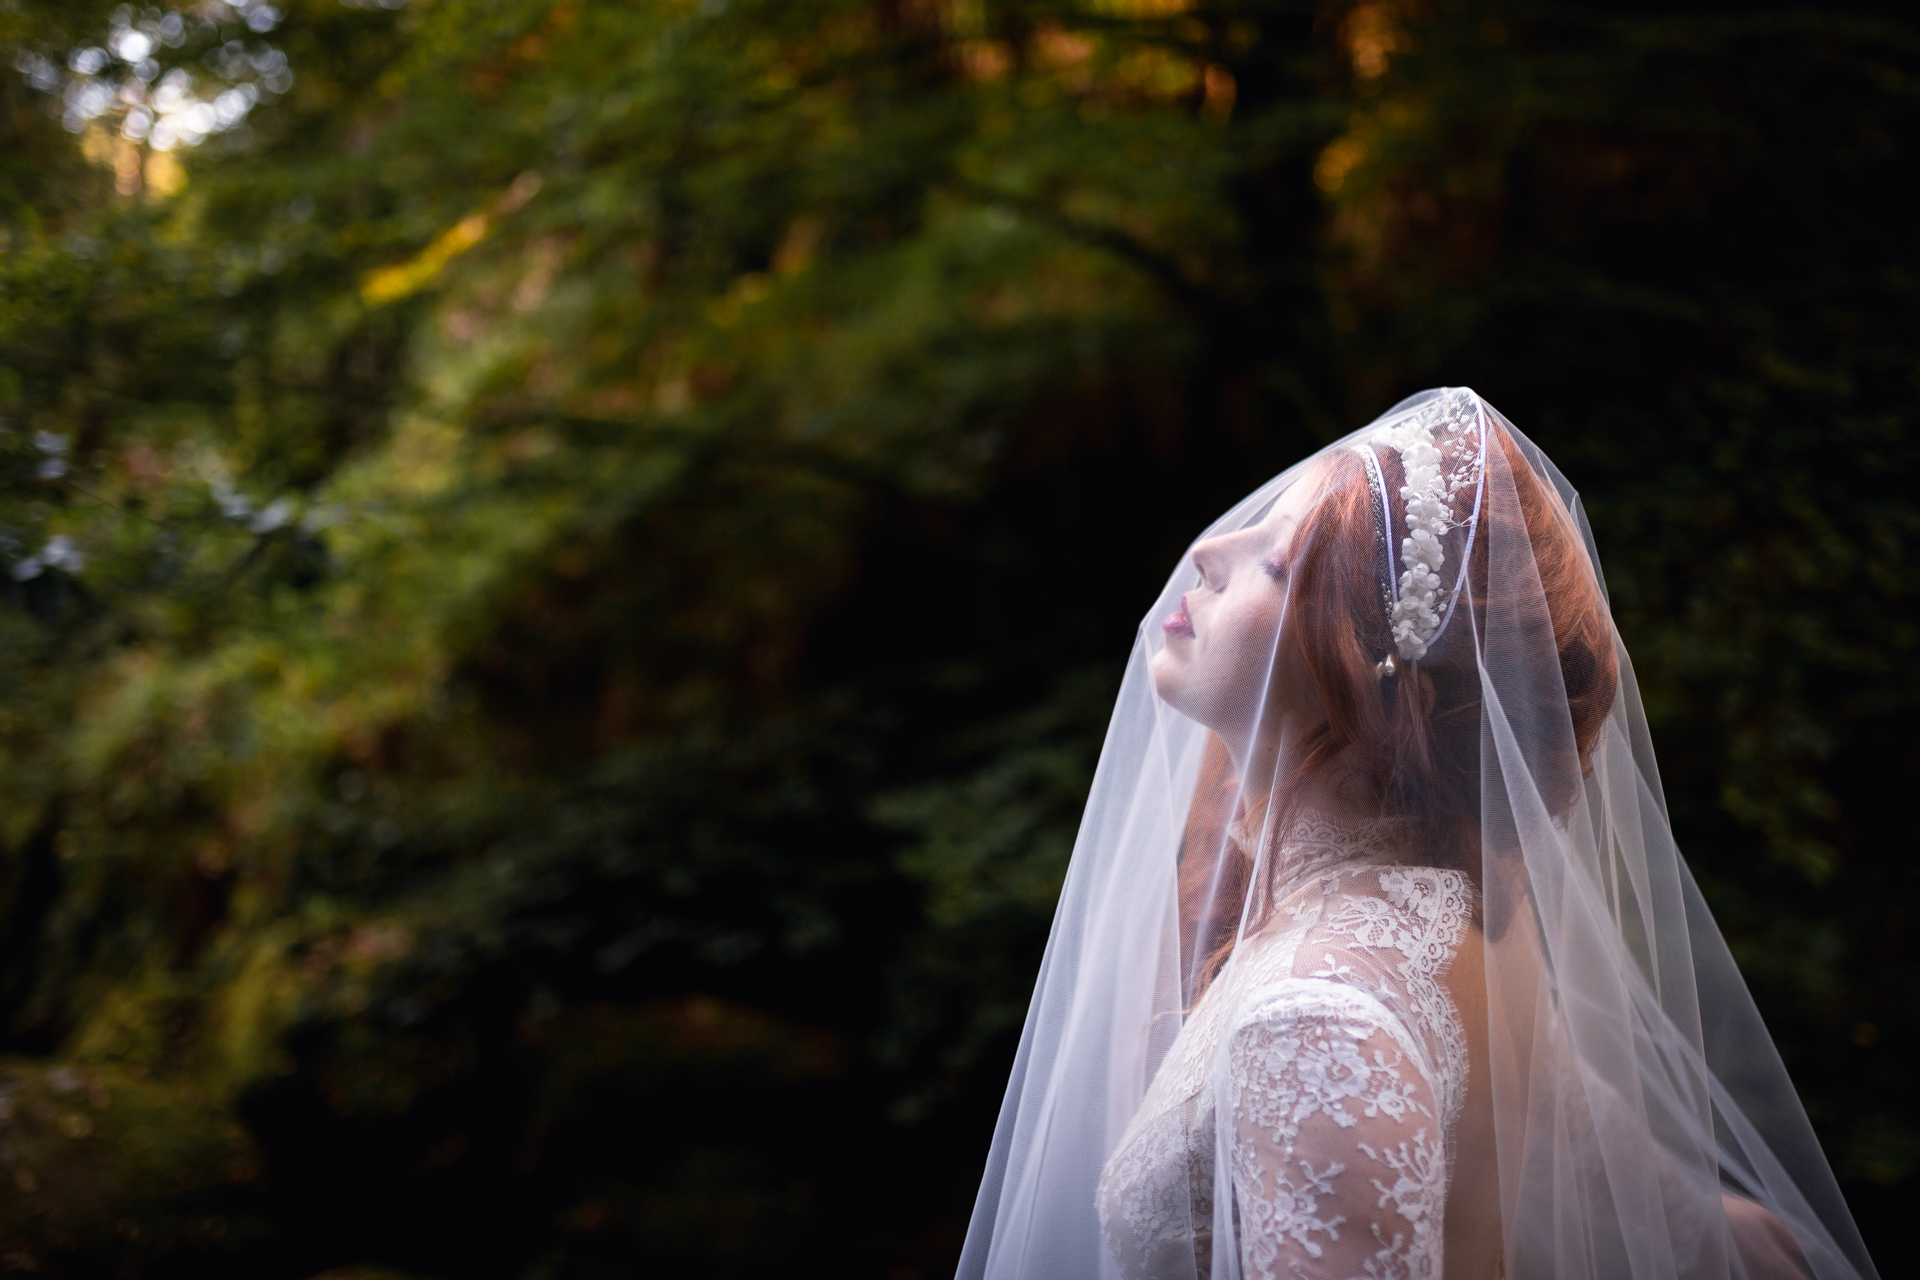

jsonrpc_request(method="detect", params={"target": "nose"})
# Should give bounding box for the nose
[1190,536,1227,590]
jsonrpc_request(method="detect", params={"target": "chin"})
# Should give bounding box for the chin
[1151,651,1215,729]
[1150,648,1184,710]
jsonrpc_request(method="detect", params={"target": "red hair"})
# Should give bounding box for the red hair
[1177,425,1618,998]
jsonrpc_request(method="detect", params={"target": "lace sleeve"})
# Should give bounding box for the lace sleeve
[1226,979,1447,1280]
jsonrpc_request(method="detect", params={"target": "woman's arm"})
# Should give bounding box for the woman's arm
[1721,1192,1810,1280]
[1227,982,1447,1280]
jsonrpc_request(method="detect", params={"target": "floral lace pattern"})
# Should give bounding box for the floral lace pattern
[1227,813,1421,891]
[1229,984,1442,1280]
[1319,868,1472,1142]
[1096,839,1474,1280]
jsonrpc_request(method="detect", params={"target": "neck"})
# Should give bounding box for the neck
[1227,719,1380,840]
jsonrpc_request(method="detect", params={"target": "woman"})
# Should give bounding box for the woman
[956,390,1876,1280]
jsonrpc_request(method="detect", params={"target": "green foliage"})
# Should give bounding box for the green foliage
[0,0,1915,1274]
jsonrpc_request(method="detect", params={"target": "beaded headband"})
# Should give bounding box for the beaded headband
[1351,388,1489,665]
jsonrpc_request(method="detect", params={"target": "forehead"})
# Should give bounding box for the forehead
[1248,453,1335,535]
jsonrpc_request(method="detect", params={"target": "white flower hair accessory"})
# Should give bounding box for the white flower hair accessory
[1352,388,1489,664]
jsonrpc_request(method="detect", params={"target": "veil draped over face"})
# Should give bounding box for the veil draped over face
[956,390,1876,1280]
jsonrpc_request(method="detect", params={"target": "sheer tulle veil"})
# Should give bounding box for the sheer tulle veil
[957,390,1876,1280]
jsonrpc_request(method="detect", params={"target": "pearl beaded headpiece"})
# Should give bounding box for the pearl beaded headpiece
[1351,388,1489,663]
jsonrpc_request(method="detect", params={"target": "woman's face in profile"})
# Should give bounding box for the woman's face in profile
[1151,461,1326,746]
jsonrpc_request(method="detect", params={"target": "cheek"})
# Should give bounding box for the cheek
[1175,587,1282,721]
[1160,588,1286,726]
[1205,589,1284,687]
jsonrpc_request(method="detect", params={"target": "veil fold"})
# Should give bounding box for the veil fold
[957,390,1876,1280]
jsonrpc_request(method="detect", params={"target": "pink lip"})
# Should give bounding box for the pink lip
[1163,594,1195,639]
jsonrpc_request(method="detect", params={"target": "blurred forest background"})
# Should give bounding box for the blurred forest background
[0,0,1914,1275]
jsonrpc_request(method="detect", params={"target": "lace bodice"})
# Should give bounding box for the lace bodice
[1096,829,1475,1280]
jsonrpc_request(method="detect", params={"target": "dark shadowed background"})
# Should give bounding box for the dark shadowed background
[0,1,1914,1275]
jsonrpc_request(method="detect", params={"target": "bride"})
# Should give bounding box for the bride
[955,391,1877,1280]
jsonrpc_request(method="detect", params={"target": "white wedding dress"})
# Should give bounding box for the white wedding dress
[1096,819,1475,1280]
